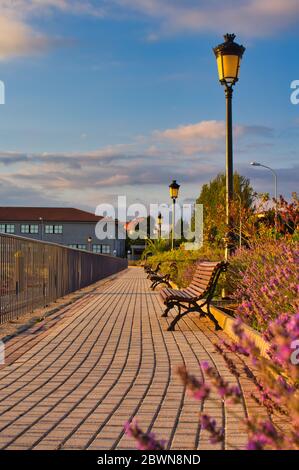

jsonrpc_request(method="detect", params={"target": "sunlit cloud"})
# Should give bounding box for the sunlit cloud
[0,0,105,59]
[1,0,299,60]
[112,0,299,38]
[155,120,226,141]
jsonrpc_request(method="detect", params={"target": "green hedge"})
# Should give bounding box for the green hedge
[146,246,225,292]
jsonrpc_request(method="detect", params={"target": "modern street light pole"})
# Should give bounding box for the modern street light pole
[169,180,180,250]
[214,34,245,260]
[250,162,278,231]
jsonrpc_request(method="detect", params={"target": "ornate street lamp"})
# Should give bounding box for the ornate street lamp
[213,33,245,259]
[157,212,163,240]
[169,180,180,250]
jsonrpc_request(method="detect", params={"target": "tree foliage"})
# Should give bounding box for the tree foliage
[193,172,255,245]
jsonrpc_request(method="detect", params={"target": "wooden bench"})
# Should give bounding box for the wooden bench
[150,272,171,290]
[160,261,228,331]
[145,262,161,279]
[149,262,178,290]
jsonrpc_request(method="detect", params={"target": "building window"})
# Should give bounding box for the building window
[21,224,38,234]
[54,225,63,234]
[45,225,53,234]
[77,244,87,250]
[0,224,15,234]
[68,244,88,250]
[101,245,111,254]
[30,225,39,234]
[45,225,63,234]
[92,245,102,254]
[21,224,30,234]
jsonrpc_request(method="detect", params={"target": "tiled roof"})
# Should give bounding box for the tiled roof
[0,207,104,222]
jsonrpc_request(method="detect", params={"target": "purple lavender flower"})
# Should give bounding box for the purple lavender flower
[125,420,165,450]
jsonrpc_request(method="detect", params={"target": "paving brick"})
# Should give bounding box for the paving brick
[0,267,270,450]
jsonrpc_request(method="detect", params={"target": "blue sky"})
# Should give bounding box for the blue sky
[0,0,298,213]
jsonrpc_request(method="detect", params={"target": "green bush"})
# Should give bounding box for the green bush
[146,245,225,290]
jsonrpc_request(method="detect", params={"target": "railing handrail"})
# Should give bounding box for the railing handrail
[0,232,128,324]
[0,232,123,259]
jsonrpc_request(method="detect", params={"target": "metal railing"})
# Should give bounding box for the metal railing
[0,233,128,324]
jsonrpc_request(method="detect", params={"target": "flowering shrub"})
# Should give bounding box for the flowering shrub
[126,206,299,450]
[145,245,224,288]
[126,313,299,450]
[125,419,165,450]
[229,240,299,331]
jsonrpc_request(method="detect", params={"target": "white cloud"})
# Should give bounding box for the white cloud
[0,0,105,59]
[155,120,226,141]
[1,0,299,60]
[112,0,299,38]
[0,15,50,60]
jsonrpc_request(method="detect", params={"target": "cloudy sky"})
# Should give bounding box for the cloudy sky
[0,0,298,212]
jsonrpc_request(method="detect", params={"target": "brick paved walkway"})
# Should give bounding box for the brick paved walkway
[0,267,263,450]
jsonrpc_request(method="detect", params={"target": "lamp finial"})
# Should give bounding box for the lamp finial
[224,33,236,43]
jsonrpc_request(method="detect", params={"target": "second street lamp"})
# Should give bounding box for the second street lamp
[87,236,92,252]
[157,212,162,240]
[213,33,245,260]
[169,180,180,250]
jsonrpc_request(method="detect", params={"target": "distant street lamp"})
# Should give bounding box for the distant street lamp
[169,180,180,250]
[213,34,245,259]
[251,161,278,231]
[87,236,93,252]
[157,212,163,240]
[39,217,43,241]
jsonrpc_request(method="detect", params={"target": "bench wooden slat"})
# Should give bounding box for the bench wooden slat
[191,277,211,286]
[185,286,205,297]
[193,273,214,281]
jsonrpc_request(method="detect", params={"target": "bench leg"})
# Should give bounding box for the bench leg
[206,303,222,330]
[152,279,171,291]
[167,302,222,332]
[161,302,173,317]
[167,308,187,331]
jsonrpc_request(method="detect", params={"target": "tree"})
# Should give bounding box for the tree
[192,173,255,246]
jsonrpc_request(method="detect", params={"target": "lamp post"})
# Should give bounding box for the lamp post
[157,212,162,240]
[213,34,245,260]
[87,236,92,252]
[169,180,180,250]
[250,161,278,231]
[39,217,43,241]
